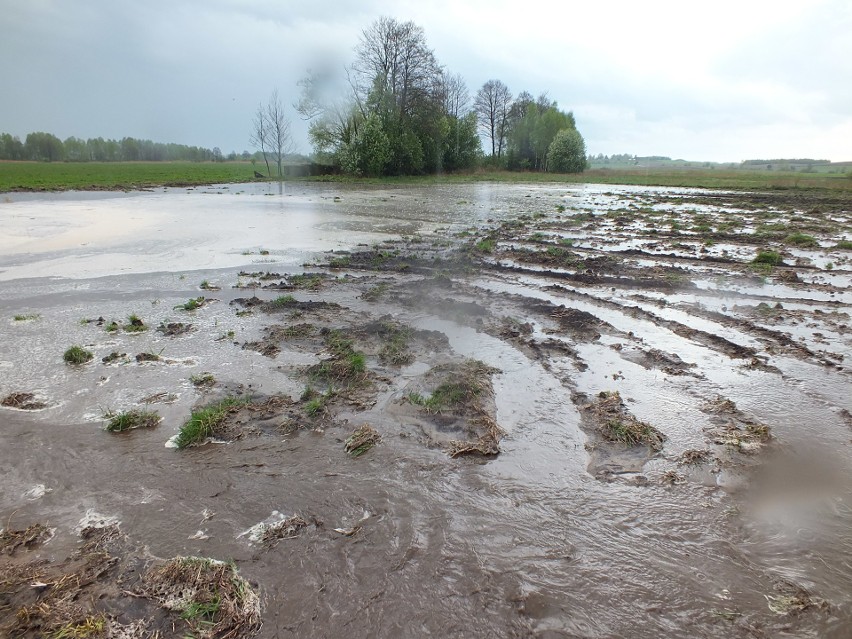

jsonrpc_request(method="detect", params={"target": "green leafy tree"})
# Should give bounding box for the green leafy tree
[0,133,25,160]
[547,129,587,173]
[25,132,64,162]
[340,114,391,176]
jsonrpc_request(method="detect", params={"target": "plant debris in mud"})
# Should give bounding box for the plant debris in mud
[190,372,216,387]
[63,345,93,365]
[446,415,504,458]
[104,409,160,432]
[409,360,504,457]
[175,397,247,448]
[679,449,712,465]
[1,392,47,410]
[135,351,161,363]
[764,581,828,616]
[2,525,122,638]
[141,556,261,638]
[259,516,309,545]
[157,321,194,336]
[587,391,665,450]
[344,424,381,456]
[101,351,126,364]
[1,523,52,555]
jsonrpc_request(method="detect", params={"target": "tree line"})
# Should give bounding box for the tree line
[284,17,586,176]
[0,131,235,163]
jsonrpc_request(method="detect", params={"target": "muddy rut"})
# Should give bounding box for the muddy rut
[1,182,851,638]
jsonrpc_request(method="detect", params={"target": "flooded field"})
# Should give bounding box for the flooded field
[1,182,851,638]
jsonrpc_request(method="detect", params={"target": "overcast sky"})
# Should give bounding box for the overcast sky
[2,0,850,162]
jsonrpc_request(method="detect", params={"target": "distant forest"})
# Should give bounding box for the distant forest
[0,131,247,163]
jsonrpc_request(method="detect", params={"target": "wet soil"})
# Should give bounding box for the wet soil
[1,182,851,638]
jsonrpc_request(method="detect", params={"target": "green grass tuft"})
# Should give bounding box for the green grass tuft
[752,250,782,266]
[784,232,818,247]
[175,397,246,448]
[13,313,40,321]
[175,296,206,311]
[63,345,93,365]
[267,294,296,308]
[105,409,160,432]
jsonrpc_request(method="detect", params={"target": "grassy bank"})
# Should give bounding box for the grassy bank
[309,168,852,192]
[0,161,259,192]
[2,161,851,193]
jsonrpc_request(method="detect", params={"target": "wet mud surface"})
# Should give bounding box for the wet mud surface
[2,182,851,637]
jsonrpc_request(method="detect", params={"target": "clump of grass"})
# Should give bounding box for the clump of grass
[784,232,818,247]
[308,329,367,384]
[174,397,246,448]
[589,391,665,450]
[199,280,220,291]
[558,238,574,246]
[13,313,40,321]
[834,239,852,250]
[752,250,783,266]
[409,361,492,414]
[63,345,93,365]
[105,320,119,332]
[105,409,160,432]
[281,323,315,338]
[289,274,323,289]
[344,424,381,456]
[267,294,296,308]
[474,237,495,253]
[175,296,206,311]
[123,314,147,332]
[301,386,335,417]
[327,255,350,268]
[190,372,215,387]
[378,322,413,365]
[362,282,389,301]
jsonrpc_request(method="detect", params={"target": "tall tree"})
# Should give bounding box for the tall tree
[297,18,479,176]
[547,129,587,173]
[250,102,272,176]
[353,17,442,126]
[265,89,294,179]
[474,80,512,158]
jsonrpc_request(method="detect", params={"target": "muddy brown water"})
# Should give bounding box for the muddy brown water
[1,182,851,637]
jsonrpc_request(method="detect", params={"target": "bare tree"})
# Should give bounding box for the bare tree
[266,89,294,179]
[441,71,470,118]
[474,79,513,158]
[250,102,271,176]
[251,90,294,179]
[353,17,442,124]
